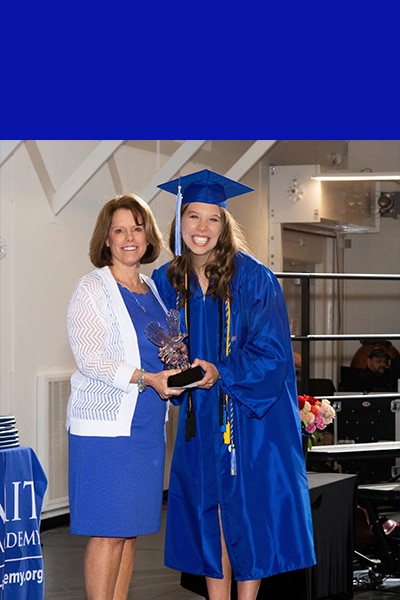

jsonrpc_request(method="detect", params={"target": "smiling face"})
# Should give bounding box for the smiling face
[106,208,148,269]
[181,202,223,262]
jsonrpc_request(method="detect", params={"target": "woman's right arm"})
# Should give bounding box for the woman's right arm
[68,277,184,399]
[67,278,126,387]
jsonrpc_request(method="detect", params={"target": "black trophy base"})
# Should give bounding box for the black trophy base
[168,366,203,389]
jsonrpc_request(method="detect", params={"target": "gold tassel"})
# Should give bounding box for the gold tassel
[223,420,230,445]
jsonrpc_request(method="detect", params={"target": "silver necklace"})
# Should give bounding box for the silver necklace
[131,291,147,313]
[116,280,148,313]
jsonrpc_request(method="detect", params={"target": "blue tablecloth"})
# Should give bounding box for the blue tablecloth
[0,446,48,599]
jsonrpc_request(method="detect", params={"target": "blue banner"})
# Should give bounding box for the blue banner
[0,446,48,599]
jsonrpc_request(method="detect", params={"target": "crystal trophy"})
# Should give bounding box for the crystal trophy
[145,309,203,388]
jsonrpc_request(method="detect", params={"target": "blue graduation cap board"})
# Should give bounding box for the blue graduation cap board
[158,168,254,208]
[158,169,254,255]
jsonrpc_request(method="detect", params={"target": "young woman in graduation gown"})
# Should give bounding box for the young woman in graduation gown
[152,170,316,600]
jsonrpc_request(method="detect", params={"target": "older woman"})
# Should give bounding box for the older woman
[66,194,183,600]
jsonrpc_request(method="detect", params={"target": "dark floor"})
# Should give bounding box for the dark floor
[353,573,400,599]
[41,506,400,600]
[41,507,203,600]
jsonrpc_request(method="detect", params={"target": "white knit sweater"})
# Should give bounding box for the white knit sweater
[66,266,167,436]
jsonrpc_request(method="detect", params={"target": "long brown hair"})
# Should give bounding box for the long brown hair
[89,194,164,267]
[167,204,249,304]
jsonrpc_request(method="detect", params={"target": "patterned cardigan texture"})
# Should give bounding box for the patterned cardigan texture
[66,266,167,437]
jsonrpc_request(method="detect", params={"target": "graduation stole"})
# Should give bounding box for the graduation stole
[220,297,237,475]
[183,277,195,442]
[182,273,236,475]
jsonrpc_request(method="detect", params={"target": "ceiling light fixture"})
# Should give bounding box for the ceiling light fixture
[311,171,400,182]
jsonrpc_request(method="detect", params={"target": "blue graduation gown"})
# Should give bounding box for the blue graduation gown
[152,251,316,580]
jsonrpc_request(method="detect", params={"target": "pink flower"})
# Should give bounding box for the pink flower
[298,394,336,437]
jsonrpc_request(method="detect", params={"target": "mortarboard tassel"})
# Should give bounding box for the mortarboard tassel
[185,393,196,441]
[230,445,236,476]
[175,184,183,256]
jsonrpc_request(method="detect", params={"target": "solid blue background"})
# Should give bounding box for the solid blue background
[2,3,398,139]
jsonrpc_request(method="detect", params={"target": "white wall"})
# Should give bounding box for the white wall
[342,140,400,364]
[0,139,399,474]
[0,144,96,449]
[341,217,400,365]
[0,141,265,473]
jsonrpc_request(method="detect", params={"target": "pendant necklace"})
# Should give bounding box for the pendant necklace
[131,291,147,313]
[115,278,148,313]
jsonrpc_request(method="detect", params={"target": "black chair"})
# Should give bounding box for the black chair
[308,378,336,397]
[338,366,364,391]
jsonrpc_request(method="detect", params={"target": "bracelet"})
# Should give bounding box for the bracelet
[137,368,146,393]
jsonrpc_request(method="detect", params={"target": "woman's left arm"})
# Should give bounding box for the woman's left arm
[216,264,294,419]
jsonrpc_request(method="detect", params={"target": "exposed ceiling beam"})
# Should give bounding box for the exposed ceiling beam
[225,140,277,180]
[25,140,55,207]
[0,140,23,167]
[53,140,125,215]
[140,140,206,203]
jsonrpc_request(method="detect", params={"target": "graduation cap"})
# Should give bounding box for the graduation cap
[157,169,254,255]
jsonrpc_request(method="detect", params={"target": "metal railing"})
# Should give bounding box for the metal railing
[274,272,400,395]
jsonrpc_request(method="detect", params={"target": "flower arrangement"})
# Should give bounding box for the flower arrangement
[298,394,336,445]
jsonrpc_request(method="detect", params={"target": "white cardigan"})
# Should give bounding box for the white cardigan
[66,266,167,436]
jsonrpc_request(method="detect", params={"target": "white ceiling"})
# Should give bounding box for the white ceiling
[0,139,389,219]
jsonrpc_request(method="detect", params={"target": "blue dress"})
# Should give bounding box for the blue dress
[68,286,168,537]
[152,251,316,580]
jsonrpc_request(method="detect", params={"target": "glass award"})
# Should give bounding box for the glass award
[145,309,203,388]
